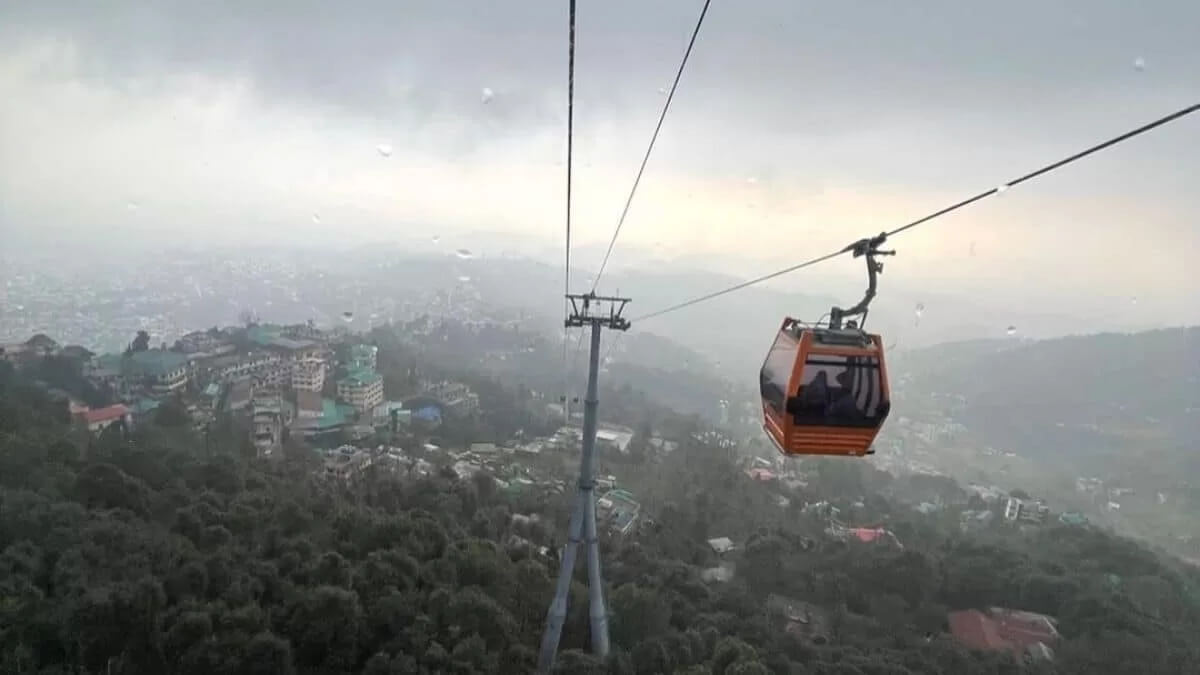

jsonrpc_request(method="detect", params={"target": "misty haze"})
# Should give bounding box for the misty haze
[1,2,1198,674]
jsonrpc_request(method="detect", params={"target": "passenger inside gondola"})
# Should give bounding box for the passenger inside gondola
[827,370,864,424]
[802,370,829,410]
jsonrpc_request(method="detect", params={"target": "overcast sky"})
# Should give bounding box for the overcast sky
[2,0,1198,324]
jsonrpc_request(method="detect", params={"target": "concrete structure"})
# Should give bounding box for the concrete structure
[324,446,374,483]
[126,349,189,395]
[708,537,736,554]
[87,354,125,388]
[372,401,411,429]
[266,336,322,361]
[292,395,354,439]
[227,377,254,412]
[597,488,641,536]
[175,330,234,355]
[291,359,325,392]
[595,427,634,454]
[251,394,284,458]
[424,380,479,416]
[338,368,384,414]
[1004,498,1050,524]
[212,352,284,385]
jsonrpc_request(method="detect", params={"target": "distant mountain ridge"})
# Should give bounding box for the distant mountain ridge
[897,326,1200,472]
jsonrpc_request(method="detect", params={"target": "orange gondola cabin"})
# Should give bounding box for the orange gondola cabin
[760,318,891,457]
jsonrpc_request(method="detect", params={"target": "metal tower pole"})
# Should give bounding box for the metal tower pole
[580,320,610,658]
[538,293,629,673]
[537,488,584,669]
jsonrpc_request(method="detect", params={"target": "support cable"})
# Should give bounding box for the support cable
[591,0,714,291]
[633,102,1200,322]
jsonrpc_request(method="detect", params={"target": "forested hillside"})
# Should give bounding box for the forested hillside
[3,361,1200,674]
[898,327,1199,467]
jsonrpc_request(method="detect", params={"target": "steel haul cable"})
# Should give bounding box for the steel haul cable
[633,101,1200,323]
[591,0,714,292]
[560,0,578,418]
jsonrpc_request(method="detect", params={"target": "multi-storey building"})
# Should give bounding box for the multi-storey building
[251,394,284,458]
[338,369,384,414]
[126,349,189,395]
[291,359,326,392]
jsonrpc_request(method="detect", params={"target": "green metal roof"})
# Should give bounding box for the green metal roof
[300,398,354,430]
[339,368,382,387]
[130,398,161,415]
[607,489,637,502]
[95,353,125,371]
[269,336,316,350]
[125,349,188,377]
[247,324,283,346]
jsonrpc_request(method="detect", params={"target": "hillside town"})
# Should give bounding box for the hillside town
[0,323,659,540]
[1,309,1190,669]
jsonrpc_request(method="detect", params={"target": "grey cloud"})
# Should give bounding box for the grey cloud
[4,1,1197,152]
[3,0,1199,281]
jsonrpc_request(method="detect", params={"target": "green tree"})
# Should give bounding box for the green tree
[130,330,151,353]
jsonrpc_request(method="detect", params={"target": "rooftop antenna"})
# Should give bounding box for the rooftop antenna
[538,291,631,672]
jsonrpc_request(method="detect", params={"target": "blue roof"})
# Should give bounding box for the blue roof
[413,405,442,421]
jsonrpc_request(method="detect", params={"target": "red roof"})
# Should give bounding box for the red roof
[83,404,129,424]
[849,527,886,543]
[948,610,1008,651]
[948,609,1058,655]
